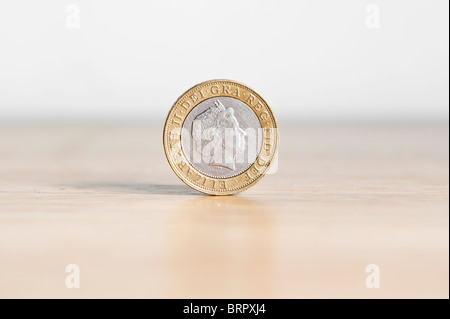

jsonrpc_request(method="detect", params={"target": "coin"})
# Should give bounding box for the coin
[163,79,278,195]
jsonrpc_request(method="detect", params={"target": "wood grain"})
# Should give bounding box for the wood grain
[0,123,448,298]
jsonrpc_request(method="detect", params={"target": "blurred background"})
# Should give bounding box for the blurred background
[0,0,448,123]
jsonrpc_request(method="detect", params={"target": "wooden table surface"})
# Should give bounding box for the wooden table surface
[0,123,448,298]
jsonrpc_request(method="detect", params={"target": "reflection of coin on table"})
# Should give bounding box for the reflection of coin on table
[163,79,278,195]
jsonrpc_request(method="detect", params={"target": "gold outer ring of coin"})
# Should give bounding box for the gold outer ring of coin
[163,79,279,195]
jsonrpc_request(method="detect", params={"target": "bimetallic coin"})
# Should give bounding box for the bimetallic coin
[163,80,278,195]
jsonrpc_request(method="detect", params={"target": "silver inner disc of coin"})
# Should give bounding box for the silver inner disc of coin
[181,97,263,179]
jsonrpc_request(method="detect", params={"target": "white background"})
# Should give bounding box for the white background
[0,0,448,122]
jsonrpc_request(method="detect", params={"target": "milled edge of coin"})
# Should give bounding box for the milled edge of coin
[163,79,278,195]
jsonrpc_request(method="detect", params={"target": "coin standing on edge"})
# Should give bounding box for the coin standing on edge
[163,79,278,195]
